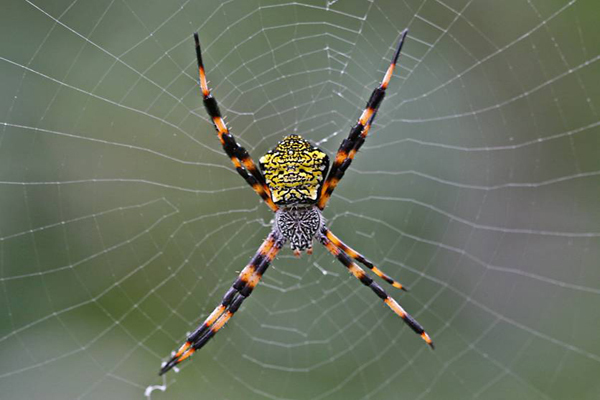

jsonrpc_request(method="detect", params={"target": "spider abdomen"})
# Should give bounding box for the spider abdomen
[259,135,329,205]
[275,206,324,251]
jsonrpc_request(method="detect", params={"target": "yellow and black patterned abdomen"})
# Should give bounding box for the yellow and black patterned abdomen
[259,135,329,205]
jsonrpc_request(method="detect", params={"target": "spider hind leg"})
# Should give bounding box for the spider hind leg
[193,33,278,212]
[317,29,409,210]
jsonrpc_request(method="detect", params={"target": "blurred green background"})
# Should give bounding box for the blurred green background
[1,0,600,399]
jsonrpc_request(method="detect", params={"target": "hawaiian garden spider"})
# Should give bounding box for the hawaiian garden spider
[159,29,433,375]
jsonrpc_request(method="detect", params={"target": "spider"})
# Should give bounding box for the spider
[159,29,433,376]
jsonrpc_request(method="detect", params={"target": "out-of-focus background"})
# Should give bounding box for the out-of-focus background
[1,0,600,399]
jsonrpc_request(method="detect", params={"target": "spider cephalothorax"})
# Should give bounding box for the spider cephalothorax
[275,205,324,252]
[259,135,329,205]
[159,29,434,376]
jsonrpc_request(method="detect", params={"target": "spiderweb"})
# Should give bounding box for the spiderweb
[1,0,599,399]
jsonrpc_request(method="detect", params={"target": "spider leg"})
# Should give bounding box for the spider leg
[321,227,408,291]
[194,33,278,212]
[317,29,409,210]
[159,232,284,375]
[319,231,434,349]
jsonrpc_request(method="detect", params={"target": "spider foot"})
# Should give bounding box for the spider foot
[159,357,179,376]
[421,332,435,349]
[159,343,195,376]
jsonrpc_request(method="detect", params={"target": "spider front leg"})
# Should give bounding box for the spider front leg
[318,230,434,348]
[159,232,284,375]
[317,29,409,210]
[194,33,278,212]
[321,228,408,291]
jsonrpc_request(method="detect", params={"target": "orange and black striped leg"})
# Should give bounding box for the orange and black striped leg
[193,33,278,212]
[321,227,408,291]
[159,233,284,375]
[319,232,434,349]
[188,240,282,352]
[317,29,409,210]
